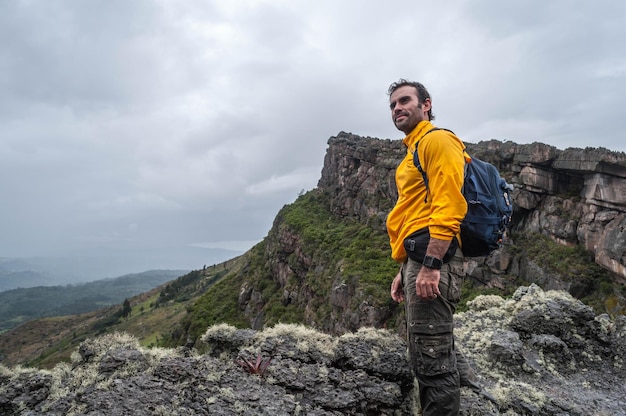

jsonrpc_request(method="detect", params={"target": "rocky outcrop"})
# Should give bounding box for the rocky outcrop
[230,133,626,340]
[0,326,414,415]
[319,133,626,283]
[318,134,401,222]
[456,284,626,416]
[2,286,624,415]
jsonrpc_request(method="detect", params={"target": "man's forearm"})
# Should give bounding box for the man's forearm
[425,237,452,259]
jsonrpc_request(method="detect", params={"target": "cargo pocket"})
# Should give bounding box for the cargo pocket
[446,273,462,304]
[409,331,457,377]
[441,264,463,304]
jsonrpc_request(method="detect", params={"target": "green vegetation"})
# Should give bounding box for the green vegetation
[155,268,229,305]
[163,190,399,346]
[514,233,606,280]
[459,232,623,316]
[167,191,625,349]
[170,273,251,346]
[514,232,621,313]
[278,190,397,303]
[12,265,233,369]
[0,270,184,332]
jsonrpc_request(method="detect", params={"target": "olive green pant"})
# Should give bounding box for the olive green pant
[402,252,465,416]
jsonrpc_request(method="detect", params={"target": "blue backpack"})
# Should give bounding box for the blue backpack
[414,128,514,257]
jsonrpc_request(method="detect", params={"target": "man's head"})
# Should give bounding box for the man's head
[388,79,435,135]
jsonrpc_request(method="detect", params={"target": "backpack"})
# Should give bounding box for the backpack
[413,128,514,257]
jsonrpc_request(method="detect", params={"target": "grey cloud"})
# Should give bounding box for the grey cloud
[1,0,625,275]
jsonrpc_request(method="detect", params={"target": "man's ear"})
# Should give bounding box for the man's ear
[422,98,432,112]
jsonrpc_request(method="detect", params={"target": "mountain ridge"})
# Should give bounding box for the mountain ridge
[0,269,189,333]
[0,245,243,289]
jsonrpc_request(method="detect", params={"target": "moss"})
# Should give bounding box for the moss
[174,189,401,343]
[513,233,609,282]
[511,232,620,316]
[258,323,337,360]
[338,327,403,349]
[278,190,398,308]
[458,278,517,313]
[605,295,626,317]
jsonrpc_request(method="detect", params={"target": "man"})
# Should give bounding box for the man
[386,79,473,415]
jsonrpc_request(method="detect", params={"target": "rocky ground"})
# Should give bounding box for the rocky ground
[455,284,626,415]
[1,284,624,415]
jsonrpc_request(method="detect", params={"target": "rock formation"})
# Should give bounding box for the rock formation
[1,285,624,415]
[320,133,626,284]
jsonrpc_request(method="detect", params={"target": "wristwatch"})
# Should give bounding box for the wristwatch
[422,255,443,270]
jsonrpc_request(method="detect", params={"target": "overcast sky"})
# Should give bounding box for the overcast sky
[2,0,625,275]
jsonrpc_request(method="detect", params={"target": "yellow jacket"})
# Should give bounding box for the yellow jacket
[386,121,468,263]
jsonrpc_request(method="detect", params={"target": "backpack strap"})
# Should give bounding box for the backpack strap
[413,128,455,203]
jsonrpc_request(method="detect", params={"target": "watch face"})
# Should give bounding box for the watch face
[423,255,442,269]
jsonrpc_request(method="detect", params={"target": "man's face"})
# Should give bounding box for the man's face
[389,85,430,135]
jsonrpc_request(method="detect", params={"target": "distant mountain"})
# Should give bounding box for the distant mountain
[0,269,54,291]
[0,269,187,332]
[0,245,243,290]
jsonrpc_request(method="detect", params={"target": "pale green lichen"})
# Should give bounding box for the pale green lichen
[339,326,403,347]
[492,379,548,410]
[339,327,404,362]
[65,403,88,416]
[466,294,505,311]
[217,386,236,400]
[317,365,329,381]
[200,323,240,344]
[257,323,337,360]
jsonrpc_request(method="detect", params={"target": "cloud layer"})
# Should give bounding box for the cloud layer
[1,0,625,273]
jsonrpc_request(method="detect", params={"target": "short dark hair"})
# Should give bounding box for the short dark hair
[387,79,435,121]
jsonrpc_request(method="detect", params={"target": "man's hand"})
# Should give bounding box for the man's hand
[390,270,404,303]
[415,266,441,300]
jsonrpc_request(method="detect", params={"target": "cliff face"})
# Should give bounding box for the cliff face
[317,134,401,221]
[320,133,626,283]
[238,132,626,336]
[481,141,626,283]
